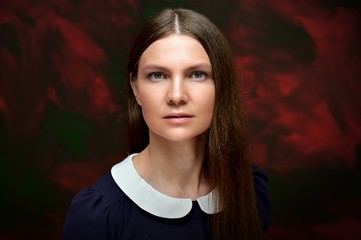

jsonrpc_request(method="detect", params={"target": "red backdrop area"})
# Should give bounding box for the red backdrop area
[1,0,360,239]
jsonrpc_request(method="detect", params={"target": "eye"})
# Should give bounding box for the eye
[148,72,166,80]
[190,71,208,80]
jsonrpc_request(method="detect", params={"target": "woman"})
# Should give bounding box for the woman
[63,8,271,240]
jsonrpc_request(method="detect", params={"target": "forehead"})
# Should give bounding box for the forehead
[138,34,211,67]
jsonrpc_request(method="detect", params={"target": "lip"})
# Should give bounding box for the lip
[163,112,193,118]
[163,113,194,124]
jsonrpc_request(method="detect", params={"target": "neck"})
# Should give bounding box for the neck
[133,133,210,200]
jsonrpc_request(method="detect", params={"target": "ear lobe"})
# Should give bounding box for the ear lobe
[130,74,141,106]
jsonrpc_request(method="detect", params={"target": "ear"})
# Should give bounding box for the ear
[130,73,142,106]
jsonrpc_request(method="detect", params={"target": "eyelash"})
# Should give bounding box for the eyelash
[147,71,208,81]
[147,72,166,80]
[190,71,208,80]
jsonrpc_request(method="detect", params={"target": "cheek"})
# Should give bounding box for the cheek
[137,87,153,104]
[207,87,216,107]
[138,90,160,117]
[201,89,216,119]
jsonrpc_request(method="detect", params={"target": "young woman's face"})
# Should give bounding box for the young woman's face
[131,34,215,143]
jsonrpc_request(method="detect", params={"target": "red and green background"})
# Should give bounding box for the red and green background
[1,0,360,239]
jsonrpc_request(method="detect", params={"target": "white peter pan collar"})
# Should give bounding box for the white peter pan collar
[111,153,221,219]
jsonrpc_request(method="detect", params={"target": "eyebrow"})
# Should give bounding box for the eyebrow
[140,63,212,72]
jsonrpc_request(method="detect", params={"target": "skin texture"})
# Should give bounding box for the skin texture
[130,34,215,199]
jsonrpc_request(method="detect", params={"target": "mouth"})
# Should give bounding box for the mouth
[162,113,193,124]
[163,113,193,119]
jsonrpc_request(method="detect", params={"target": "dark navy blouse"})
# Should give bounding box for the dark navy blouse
[62,154,271,240]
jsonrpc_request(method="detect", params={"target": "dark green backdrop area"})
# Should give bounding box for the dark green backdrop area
[1,0,360,239]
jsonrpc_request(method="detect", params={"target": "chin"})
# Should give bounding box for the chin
[155,131,209,143]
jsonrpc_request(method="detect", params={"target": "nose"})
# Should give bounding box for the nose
[166,77,189,105]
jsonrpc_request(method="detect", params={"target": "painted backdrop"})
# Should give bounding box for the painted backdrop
[1,0,360,239]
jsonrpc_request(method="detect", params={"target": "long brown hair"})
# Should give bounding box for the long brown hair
[126,8,262,239]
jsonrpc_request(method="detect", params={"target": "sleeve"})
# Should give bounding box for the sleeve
[62,187,110,240]
[252,166,272,232]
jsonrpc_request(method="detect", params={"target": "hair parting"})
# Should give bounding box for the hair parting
[174,13,180,34]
